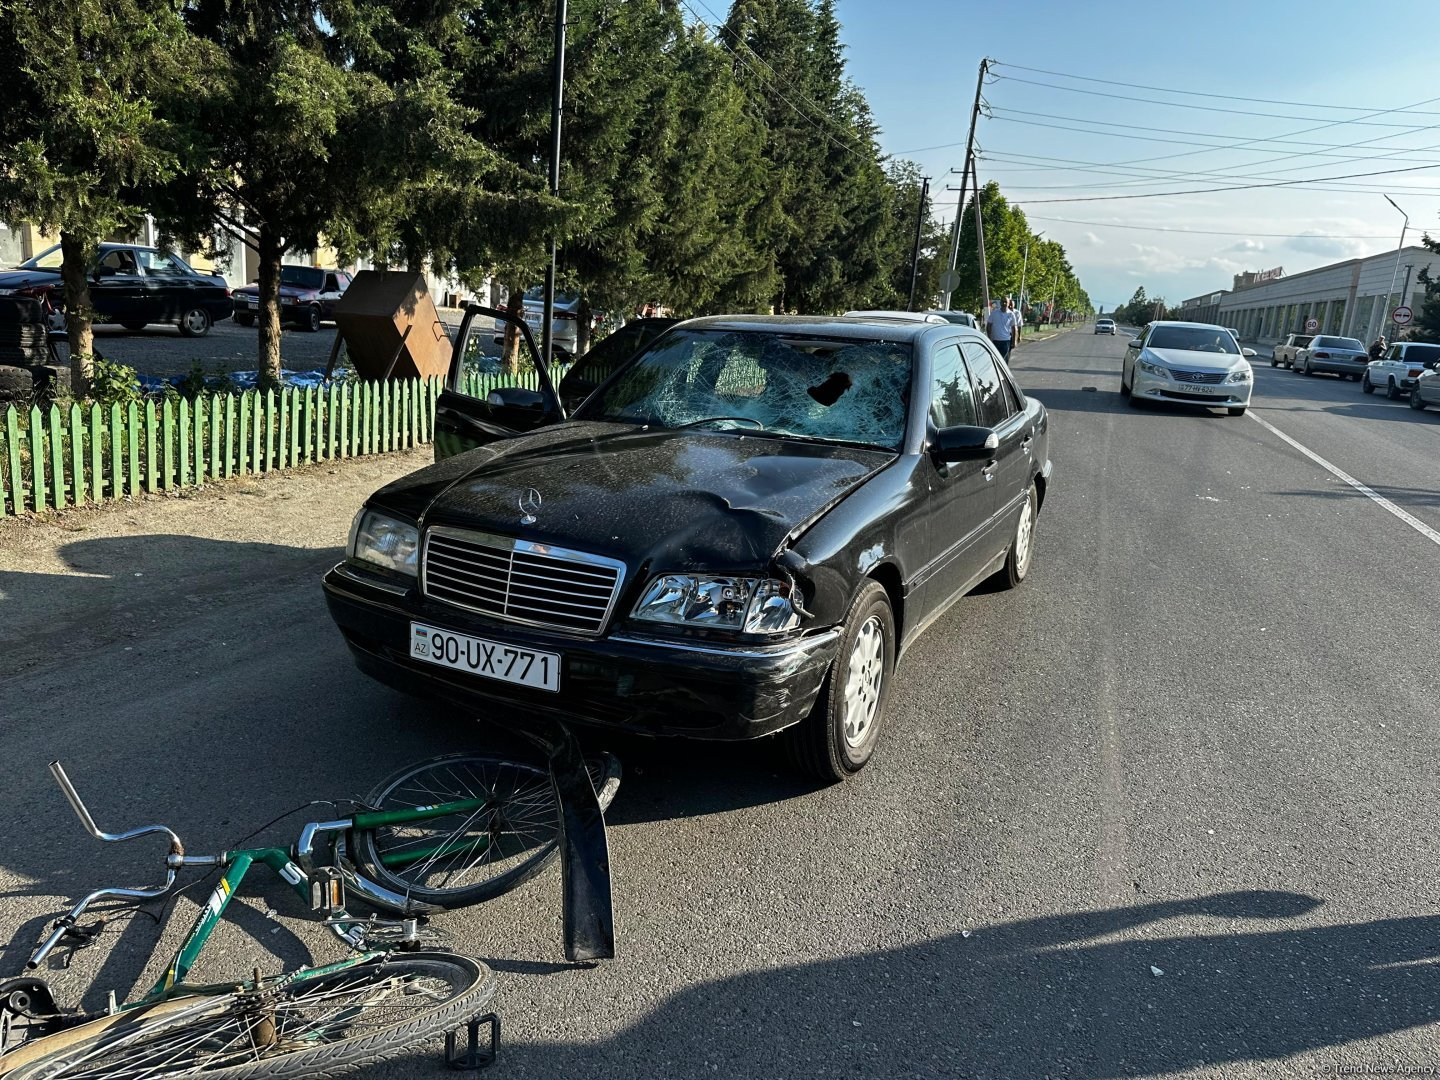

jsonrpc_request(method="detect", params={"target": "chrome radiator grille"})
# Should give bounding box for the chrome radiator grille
[422,528,625,635]
[1170,369,1226,384]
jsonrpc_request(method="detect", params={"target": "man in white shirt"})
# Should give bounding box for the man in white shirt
[986,299,1018,359]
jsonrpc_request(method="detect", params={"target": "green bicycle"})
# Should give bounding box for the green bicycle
[0,743,621,1079]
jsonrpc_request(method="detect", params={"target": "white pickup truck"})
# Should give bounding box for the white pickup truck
[1270,333,1312,369]
[1363,341,1440,398]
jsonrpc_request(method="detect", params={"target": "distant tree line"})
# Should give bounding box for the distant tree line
[0,0,1091,393]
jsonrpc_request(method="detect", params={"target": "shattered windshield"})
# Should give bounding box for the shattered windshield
[581,329,912,450]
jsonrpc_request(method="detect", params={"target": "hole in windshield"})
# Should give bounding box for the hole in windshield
[581,329,911,450]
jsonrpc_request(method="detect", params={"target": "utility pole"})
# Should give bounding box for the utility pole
[1047,271,1059,326]
[541,0,568,368]
[907,176,931,311]
[970,157,990,317]
[1018,231,1043,316]
[1383,194,1408,324]
[942,58,990,311]
[1399,263,1416,314]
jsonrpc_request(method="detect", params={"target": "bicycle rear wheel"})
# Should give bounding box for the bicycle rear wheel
[3,952,493,1079]
[350,752,620,911]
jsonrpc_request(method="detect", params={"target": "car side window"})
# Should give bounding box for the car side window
[137,250,186,277]
[324,273,339,292]
[1386,345,1400,361]
[928,343,977,429]
[960,340,1015,428]
[96,249,139,275]
[994,354,1026,412]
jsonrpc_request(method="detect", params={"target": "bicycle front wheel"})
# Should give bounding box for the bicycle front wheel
[350,752,621,910]
[3,952,493,1079]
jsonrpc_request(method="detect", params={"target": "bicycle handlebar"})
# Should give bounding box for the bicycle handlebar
[27,762,190,969]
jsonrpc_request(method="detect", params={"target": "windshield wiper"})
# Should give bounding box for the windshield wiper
[667,416,766,431]
[769,432,894,453]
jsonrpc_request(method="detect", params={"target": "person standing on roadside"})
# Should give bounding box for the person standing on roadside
[1007,297,1022,352]
[986,298,1018,359]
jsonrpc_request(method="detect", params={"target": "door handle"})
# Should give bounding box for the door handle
[1020,435,1033,455]
[982,460,997,481]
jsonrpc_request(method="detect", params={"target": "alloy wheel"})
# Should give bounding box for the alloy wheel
[841,616,885,749]
[1014,495,1034,579]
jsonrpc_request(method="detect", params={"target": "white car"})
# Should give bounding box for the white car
[1120,320,1256,417]
[1363,341,1440,399]
[1095,318,1116,335]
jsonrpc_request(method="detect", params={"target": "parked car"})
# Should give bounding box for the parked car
[324,312,1052,781]
[0,243,231,337]
[924,310,979,329]
[231,266,351,332]
[1294,335,1368,379]
[1408,358,1440,411]
[556,317,678,412]
[1095,318,1116,335]
[1271,333,1313,369]
[1120,321,1256,416]
[1363,341,1440,399]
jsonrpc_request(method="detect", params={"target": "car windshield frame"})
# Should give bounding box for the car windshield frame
[1146,326,1242,356]
[21,244,66,270]
[575,327,914,452]
[280,266,326,290]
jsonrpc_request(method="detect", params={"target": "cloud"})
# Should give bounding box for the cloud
[1081,231,1103,247]
[1228,238,1265,252]
[1288,234,1367,258]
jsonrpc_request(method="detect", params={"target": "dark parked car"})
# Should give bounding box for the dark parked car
[324,313,1052,781]
[231,265,351,332]
[0,243,231,337]
[556,317,679,411]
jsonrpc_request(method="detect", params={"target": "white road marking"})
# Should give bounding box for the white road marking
[1248,412,1440,547]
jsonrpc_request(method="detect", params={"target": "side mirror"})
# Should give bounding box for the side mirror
[1241,348,1256,358]
[1128,338,1144,349]
[931,425,999,463]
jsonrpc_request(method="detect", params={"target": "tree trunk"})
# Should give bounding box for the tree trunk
[576,297,592,357]
[256,224,284,387]
[59,231,95,397]
[502,286,525,376]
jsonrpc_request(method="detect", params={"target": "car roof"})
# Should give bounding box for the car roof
[677,314,950,343]
[1144,320,1233,331]
[843,310,948,324]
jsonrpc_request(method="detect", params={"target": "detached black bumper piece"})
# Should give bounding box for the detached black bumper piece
[323,564,839,741]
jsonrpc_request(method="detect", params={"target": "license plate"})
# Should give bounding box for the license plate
[245,298,258,308]
[1185,385,1216,394]
[409,622,560,692]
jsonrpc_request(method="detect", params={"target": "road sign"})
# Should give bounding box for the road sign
[1304,318,1319,332]
[1392,305,1414,326]
[938,269,962,292]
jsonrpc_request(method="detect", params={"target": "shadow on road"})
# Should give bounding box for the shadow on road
[368,890,1440,1080]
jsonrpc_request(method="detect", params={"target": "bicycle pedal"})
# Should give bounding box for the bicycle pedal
[444,1012,499,1071]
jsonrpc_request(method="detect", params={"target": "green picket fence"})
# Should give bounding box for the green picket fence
[0,367,548,517]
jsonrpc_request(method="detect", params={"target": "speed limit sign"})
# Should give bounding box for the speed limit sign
[1392,305,1413,326]
[1304,318,1319,332]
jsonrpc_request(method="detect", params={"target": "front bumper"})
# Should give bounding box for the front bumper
[323,564,840,741]
[1132,370,1251,408]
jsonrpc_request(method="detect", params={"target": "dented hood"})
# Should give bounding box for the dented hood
[385,423,891,571]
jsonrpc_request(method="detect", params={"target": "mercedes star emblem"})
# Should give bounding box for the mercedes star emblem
[519,488,542,525]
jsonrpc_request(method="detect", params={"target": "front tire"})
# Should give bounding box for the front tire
[352,752,621,911]
[782,581,894,782]
[234,311,255,327]
[1411,390,1426,411]
[301,304,322,333]
[178,306,212,338]
[1,953,494,1080]
[1228,406,1247,416]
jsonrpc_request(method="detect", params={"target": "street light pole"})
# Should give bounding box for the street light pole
[541,0,568,368]
[1017,232,1043,313]
[1383,194,1409,331]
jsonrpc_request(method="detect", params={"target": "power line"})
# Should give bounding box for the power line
[991,73,1436,129]
[1021,214,1397,240]
[990,61,1440,117]
[1013,160,1440,204]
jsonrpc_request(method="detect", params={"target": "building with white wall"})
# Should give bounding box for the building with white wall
[1218,245,1438,345]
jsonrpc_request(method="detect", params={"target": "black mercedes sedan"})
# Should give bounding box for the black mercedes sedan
[324,313,1052,780]
[0,243,232,336]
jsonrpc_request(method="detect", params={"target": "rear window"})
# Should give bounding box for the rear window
[1404,345,1440,364]
[1313,336,1363,350]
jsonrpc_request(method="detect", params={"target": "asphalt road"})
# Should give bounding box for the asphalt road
[2,327,1438,1078]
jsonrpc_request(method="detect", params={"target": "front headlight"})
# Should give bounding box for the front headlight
[1226,368,1252,383]
[1137,358,1170,377]
[632,575,802,635]
[348,509,419,576]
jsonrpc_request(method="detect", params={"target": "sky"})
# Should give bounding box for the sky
[826,0,1440,312]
